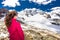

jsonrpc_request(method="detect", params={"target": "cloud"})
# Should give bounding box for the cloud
[29,0,56,5]
[2,0,20,7]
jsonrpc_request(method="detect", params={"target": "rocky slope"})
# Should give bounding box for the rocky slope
[0,21,60,40]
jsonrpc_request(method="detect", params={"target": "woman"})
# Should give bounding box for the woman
[4,11,24,40]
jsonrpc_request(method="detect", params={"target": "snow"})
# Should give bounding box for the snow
[50,14,60,19]
[46,7,60,19]
[0,17,5,21]
[18,12,60,33]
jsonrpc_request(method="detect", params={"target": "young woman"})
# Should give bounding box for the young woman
[5,11,24,40]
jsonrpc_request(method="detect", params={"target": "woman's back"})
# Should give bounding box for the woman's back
[5,11,24,40]
[7,18,24,40]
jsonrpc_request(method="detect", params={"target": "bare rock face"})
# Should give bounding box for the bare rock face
[44,14,51,18]
[0,21,60,40]
[51,19,60,25]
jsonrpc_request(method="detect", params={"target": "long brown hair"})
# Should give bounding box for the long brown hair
[5,11,17,27]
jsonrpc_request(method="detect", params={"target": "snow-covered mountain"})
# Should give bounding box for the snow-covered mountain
[0,8,60,33]
[17,8,60,34]
[45,7,60,25]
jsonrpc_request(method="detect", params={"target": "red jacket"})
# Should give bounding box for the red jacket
[7,18,24,40]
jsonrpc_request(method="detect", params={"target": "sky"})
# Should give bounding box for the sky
[0,0,60,12]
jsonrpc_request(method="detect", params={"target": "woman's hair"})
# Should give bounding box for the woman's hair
[5,11,18,27]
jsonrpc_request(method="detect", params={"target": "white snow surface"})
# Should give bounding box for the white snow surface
[18,13,60,33]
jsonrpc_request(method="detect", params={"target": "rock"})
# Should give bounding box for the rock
[0,21,60,40]
[0,21,9,40]
[44,14,51,18]
[50,19,60,25]
[24,29,60,40]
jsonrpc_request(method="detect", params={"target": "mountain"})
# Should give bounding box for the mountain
[0,8,60,40]
[0,8,9,19]
[17,8,60,34]
[0,8,60,33]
